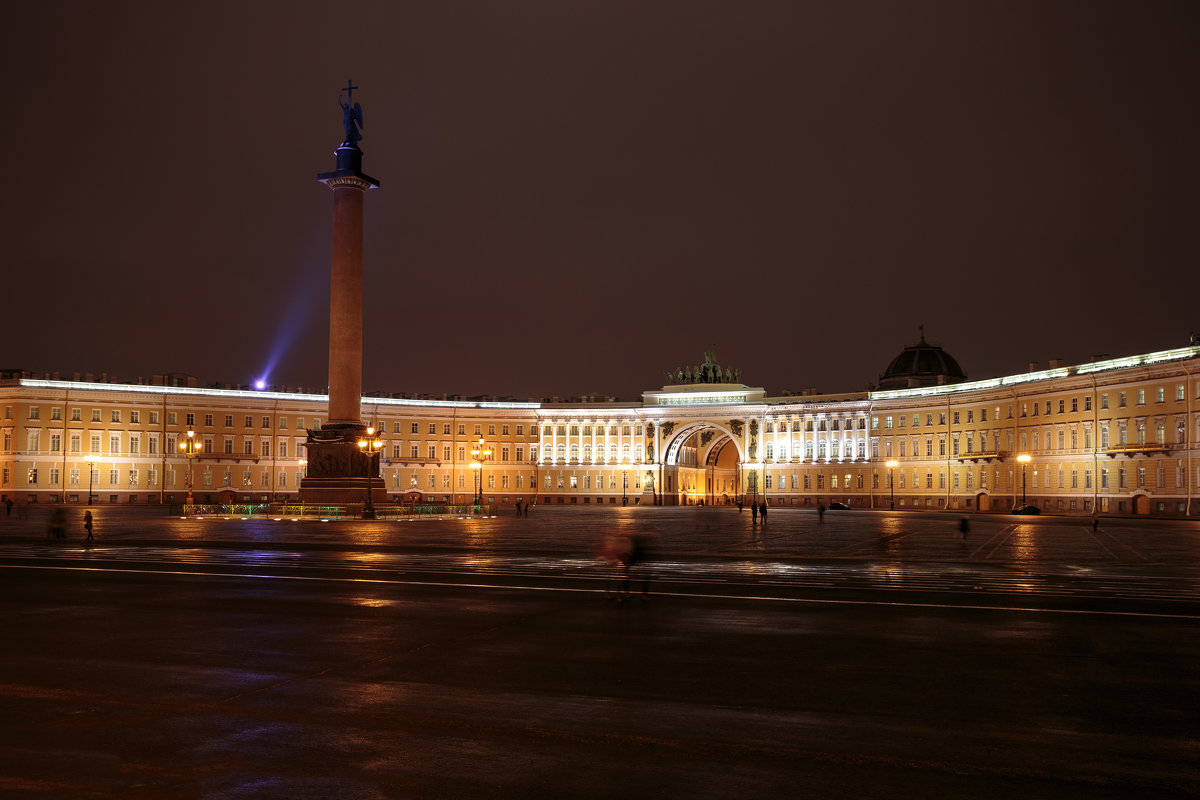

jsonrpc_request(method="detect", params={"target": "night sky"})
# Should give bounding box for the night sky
[5,2,1198,401]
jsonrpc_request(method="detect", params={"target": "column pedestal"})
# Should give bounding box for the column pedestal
[300,423,388,505]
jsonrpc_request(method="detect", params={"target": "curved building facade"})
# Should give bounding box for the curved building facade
[2,344,1198,516]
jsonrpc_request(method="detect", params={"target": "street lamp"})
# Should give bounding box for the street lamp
[84,454,100,505]
[357,426,383,519]
[622,469,628,505]
[179,429,202,506]
[470,436,492,507]
[886,459,899,510]
[1017,453,1031,506]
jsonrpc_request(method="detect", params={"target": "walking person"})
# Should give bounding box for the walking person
[5,497,11,516]
[958,516,969,541]
[817,503,825,523]
[515,498,522,517]
[84,510,94,542]
[751,502,758,524]
[759,501,767,524]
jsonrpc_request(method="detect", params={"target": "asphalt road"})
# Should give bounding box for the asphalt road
[2,506,1199,799]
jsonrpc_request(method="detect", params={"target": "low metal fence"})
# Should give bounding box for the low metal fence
[171,503,495,519]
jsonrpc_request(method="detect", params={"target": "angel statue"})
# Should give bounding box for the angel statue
[339,83,364,146]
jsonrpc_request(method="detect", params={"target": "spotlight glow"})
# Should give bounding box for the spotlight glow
[255,379,266,390]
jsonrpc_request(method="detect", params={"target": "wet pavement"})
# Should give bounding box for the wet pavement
[2,506,1199,798]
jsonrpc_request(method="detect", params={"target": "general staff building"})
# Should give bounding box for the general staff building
[3,340,1198,517]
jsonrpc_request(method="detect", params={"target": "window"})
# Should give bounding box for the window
[444,424,452,435]
[112,410,121,423]
[1137,389,1145,405]
[224,415,233,427]
[204,414,213,427]
[279,417,288,429]
[1156,387,1165,404]
[262,416,270,428]
[186,412,195,427]
[1118,392,1127,408]
[262,441,271,456]
[92,409,102,423]
[71,408,81,422]
[411,422,419,434]
[428,423,436,434]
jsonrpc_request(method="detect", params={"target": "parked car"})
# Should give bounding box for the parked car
[827,502,850,510]
[1012,505,1041,515]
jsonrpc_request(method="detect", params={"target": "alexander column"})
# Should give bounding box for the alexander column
[300,81,386,506]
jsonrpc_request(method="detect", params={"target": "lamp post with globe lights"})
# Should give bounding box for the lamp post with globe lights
[179,429,202,506]
[470,436,492,507]
[84,454,100,505]
[1017,454,1031,507]
[886,459,899,510]
[357,427,383,519]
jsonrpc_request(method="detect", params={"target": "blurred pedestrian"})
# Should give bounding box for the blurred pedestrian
[598,531,632,598]
[48,508,66,539]
[958,517,969,540]
[5,497,11,516]
[83,510,94,542]
[623,532,653,598]
[751,503,758,524]
[515,498,522,516]
[1091,511,1099,531]
[817,503,825,523]
[759,501,767,524]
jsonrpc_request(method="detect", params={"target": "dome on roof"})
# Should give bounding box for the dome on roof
[878,331,967,390]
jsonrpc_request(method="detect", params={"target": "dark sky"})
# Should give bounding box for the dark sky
[5,1,1198,401]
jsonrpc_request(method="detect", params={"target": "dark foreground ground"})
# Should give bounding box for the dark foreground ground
[2,506,1198,799]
